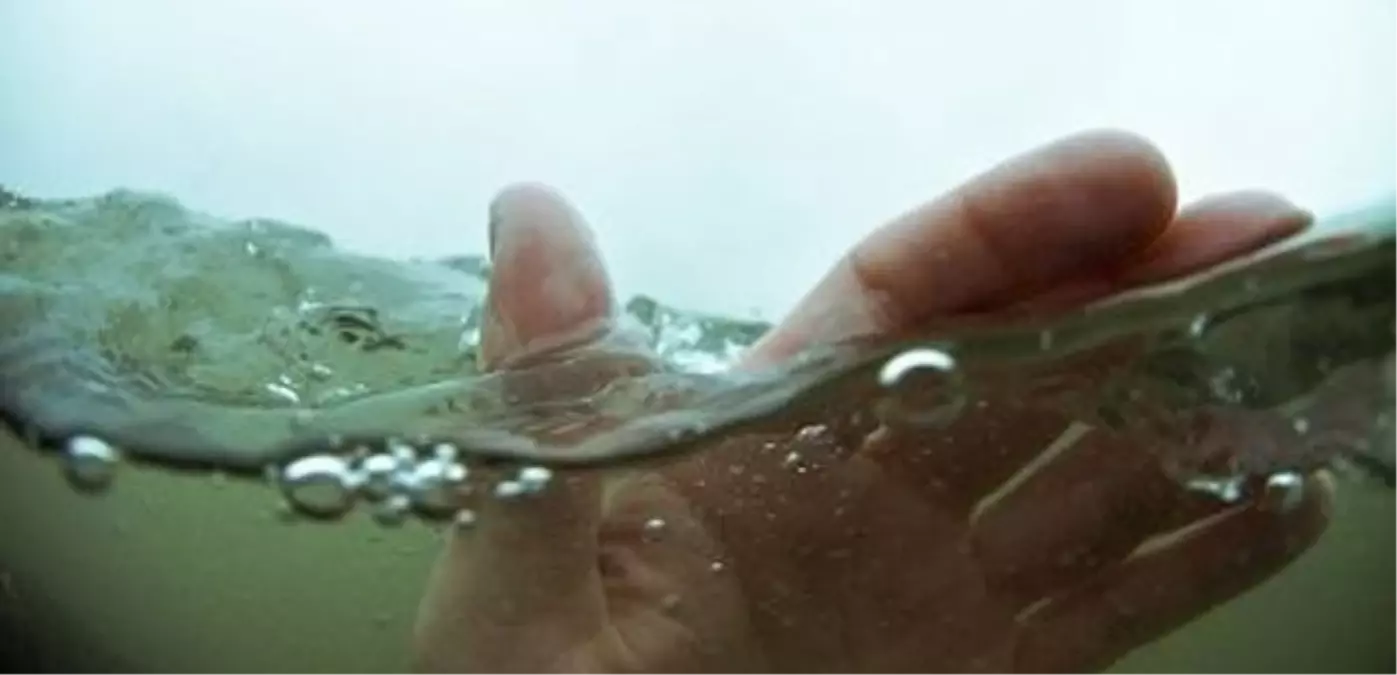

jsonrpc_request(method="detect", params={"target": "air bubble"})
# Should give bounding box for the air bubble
[517,465,553,491]
[1262,471,1305,513]
[1188,314,1210,338]
[1291,417,1310,434]
[1184,474,1246,503]
[493,480,527,500]
[875,347,967,429]
[433,442,458,462]
[642,517,667,539]
[279,454,357,518]
[63,435,119,491]
[487,466,552,500]
[373,494,411,526]
[454,509,478,529]
[389,440,416,467]
[358,453,399,499]
[403,458,469,515]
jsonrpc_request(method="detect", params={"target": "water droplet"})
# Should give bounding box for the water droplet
[63,435,119,491]
[1291,417,1310,434]
[1261,471,1305,513]
[875,347,967,429]
[709,560,725,573]
[279,454,357,518]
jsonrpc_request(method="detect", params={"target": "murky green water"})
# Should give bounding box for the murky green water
[0,188,1392,671]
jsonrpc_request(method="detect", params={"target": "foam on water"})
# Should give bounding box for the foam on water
[1,187,1393,524]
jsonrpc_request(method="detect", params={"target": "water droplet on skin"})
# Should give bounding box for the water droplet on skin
[875,347,967,429]
[709,560,725,573]
[279,454,357,518]
[63,435,119,491]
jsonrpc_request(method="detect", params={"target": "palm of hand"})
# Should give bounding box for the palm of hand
[413,132,1330,674]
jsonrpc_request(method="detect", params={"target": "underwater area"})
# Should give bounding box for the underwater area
[0,184,1391,675]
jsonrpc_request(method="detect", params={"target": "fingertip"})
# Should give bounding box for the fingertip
[479,183,616,370]
[1119,189,1314,285]
[487,181,582,258]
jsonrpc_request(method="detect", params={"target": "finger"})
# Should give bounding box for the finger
[478,182,617,370]
[743,129,1179,368]
[414,183,615,673]
[858,191,1314,515]
[970,425,1229,609]
[1007,190,1310,312]
[1014,473,1333,673]
[1117,190,1312,285]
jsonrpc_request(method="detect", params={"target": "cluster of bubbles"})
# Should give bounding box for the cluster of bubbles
[48,330,1323,527]
[52,432,559,528]
[274,440,558,526]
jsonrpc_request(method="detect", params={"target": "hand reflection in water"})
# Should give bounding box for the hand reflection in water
[411,131,1330,673]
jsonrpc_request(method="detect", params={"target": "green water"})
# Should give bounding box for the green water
[0,188,1393,671]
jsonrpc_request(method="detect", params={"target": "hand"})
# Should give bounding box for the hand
[411,130,1330,673]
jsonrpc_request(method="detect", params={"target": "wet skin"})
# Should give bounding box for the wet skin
[412,130,1330,673]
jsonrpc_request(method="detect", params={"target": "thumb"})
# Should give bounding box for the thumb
[415,183,617,673]
[478,183,617,370]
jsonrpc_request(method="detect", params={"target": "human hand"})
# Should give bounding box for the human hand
[411,130,1330,673]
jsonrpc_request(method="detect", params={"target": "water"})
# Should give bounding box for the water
[0,187,1393,670]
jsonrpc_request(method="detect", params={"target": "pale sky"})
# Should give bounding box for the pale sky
[1,1,1392,318]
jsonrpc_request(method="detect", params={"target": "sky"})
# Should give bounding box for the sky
[1,0,1392,319]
